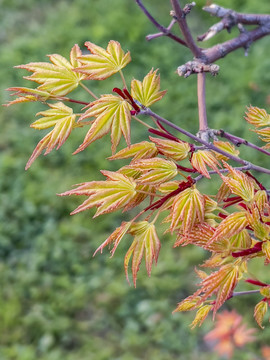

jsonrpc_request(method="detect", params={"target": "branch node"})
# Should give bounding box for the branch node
[177,61,219,78]
[182,2,196,18]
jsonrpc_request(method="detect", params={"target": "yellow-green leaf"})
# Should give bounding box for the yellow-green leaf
[131,69,167,107]
[190,305,212,328]
[75,40,131,80]
[254,301,268,328]
[149,136,190,161]
[16,44,86,96]
[170,187,205,233]
[25,102,77,169]
[59,170,137,217]
[74,95,132,154]
[108,141,158,162]
[245,106,270,128]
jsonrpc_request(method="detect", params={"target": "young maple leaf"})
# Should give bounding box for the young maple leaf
[254,300,268,328]
[124,221,161,287]
[108,141,158,162]
[93,221,132,257]
[204,310,256,358]
[5,87,52,106]
[253,127,270,148]
[220,163,255,202]
[191,150,221,178]
[59,170,137,217]
[15,44,86,96]
[213,140,240,161]
[127,157,178,185]
[149,136,191,161]
[190,305,212,328]
[209,211,249,245]
[74,94,132,154]
[131,69,167,107]
[170,186,205,233]
[245,106,270,127]
[192,262,242,316]
[25,102,77,169]
[74,40,131,80]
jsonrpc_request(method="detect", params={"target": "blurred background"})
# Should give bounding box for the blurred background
[1,0,270,359]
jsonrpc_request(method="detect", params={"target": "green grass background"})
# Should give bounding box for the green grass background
[1,0,270,359]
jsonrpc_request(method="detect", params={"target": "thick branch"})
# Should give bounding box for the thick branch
[134,0,187,46]
[203,25,270,63]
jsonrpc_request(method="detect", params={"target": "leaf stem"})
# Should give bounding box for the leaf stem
[80,82,99,100]
[119,70,128,89]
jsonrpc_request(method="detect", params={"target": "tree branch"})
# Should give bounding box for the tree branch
[170,0,202,57]
[134,0,187,46]
[140,108,270,176]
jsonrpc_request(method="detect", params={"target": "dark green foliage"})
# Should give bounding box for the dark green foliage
[1,1,270,359]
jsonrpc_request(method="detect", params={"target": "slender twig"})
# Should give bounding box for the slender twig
[194,166,251,182]
[231,290,261,298]
[134,0,187,46]
[146,19,177,41]
[170,0,202,57]
[140,108,270,175]
[215,129,270,157]
[61,97,89,106]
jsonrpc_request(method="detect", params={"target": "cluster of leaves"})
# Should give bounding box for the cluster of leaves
[6,39,270,328]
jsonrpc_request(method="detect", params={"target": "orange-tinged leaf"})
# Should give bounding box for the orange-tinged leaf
[245,106,270,127]
[108,141,158,162]
[191,150,220,178]
[220,163,255,202]
[93,221,132,257]
[59,170,137,217]
[124,221,161,287]
[74,95,132,154]
[128,157,178,185]
[190,305,212,328]
[75,40,131,80]
[254,300,268,328]
[16,44,86,96]
[149,136,190,161]
[213,140,240,161]
[170,187,205,232]
[209,211,249,244]
[253,127,270,147]
[131,69,167,107]
[194,262,241,315]
[247,205,270,241]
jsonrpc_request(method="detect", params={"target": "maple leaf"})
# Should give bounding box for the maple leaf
[170,187,205,233]
[193,262,242,316]
[93,221,132,257]
[220,163,255,202]
[131,69,167,107]
[74,40,131,80]
[124,221,161,287]
[16,44,86,96]
[191,150,220,178]
[209,211,249,245]
[254,300,268,328]
[5,87,52,106]
[190,305,212,328]
[253,127,270,148]
[128,157,178,185]
[213,140,240,161]
[25,102,77,169]
[59,170,137,217]
[245,106,270,127]
[74,94,132,154]
[108,141,158,162]
[204,310,256,358]
[149,136,190,161]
